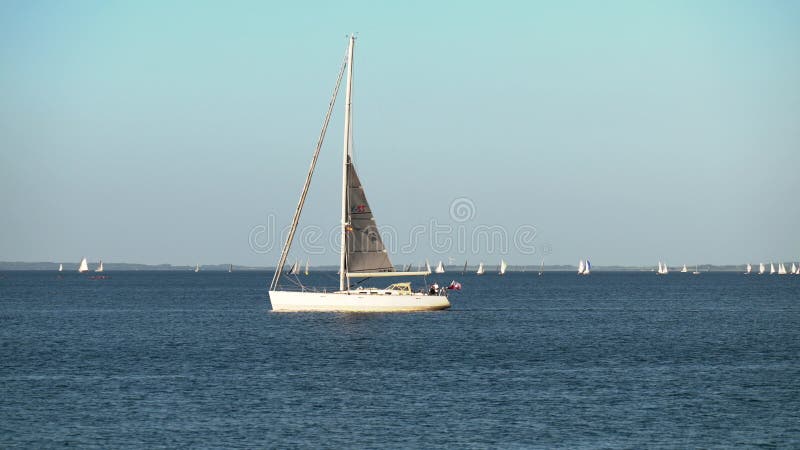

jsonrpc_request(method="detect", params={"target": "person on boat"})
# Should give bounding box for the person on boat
[429,283,439,295]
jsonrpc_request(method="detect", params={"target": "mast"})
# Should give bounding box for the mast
[340,34,355,291]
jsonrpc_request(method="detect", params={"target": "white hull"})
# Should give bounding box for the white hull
[269,290,450,312]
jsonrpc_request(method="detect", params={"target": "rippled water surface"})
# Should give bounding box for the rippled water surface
[1,271,799,448]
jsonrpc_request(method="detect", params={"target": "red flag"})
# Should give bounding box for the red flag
[447,280,461,290]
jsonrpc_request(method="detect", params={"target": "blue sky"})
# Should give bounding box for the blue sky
[1,1,798,267]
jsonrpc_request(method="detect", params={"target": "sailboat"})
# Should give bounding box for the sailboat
[656,261,668,275]
[228,264,233,273]
[770,263,776,275]
[499,259,508,275]
[744,263,752,274]
[425,260,432,273]
[434,261,445,274]
[681,264,688,273]
[778,263,787,275]
[288,260,301,276]
[304,258,310,276]
[793,263,798,275]
[758,263,765,275]
[582,259,591,275]
[194,264,200,273]
[476,262,485,275]
[577,260,585,275]
[692,264,700,275]
[538,258,544,276]
[95,260,104,272]
[267,36,449,312]
[78,257,89,273]
[461,260,467,275]
[58,263,63,272]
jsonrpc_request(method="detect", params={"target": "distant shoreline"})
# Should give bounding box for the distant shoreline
[0,261,754,272]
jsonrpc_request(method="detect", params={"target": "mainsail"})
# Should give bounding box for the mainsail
[499,259,508,275]
[344,162,394,273]
[78,257,89,273]
[476,262,484,275]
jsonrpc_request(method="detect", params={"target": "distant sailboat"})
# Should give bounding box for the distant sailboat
[538,258,544,276]
[758,263,765,275]
[78,257,89,273]
[770,263,776,275]
[434,261,445,274]
[58,263,63,272]
[657,261,668,275]
[582,259,591,275]
[95,260,104,273]
[289,260,300,275]
[425,260,432,273]
[681,264,688,273]
[461,260,467,275]
[577,260,585,275]
[228,264,233,273]
[744,263,752,275]
[793,263,799,275]
[692,264,700,275]
[194,264,200,273]
[304,258,310,275]
[499,259,508,276]
[778,263,787,275]
[476,262,485,275]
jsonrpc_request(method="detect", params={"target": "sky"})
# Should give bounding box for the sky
[1,0,799,267]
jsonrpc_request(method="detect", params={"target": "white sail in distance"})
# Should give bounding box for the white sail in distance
[78,257,89,273]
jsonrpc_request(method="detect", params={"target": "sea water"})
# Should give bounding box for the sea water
[1,271,798,447]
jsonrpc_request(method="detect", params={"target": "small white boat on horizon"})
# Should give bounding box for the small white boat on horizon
[770,263,776,275]
[578,259,591,275]
[434,261,445,274]
[692,264,700,275]
[194,264,200,273]
[758,263,766,275]
[681,264,688,273]
[58,263,63,272]
[657,261,669,275]
[499,259,508,276]
[95,260,104,273]
[476,262,485,275]
[744,263,752,274]
[78,257,89,273]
